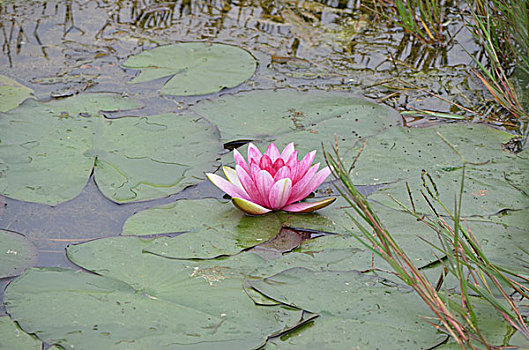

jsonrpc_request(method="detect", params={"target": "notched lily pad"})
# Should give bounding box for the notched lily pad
[193,89,400,164]
[356,124,528,216]
[0,230,38,279]
[122,198,283,259]
[0,75,33,112]
[0,94,222,204]
[122,42,257,96]
[5,236,304,349]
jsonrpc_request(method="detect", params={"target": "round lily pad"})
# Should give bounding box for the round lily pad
[5,236,303,349]
[0,316,41,350]
[351,123,528,216]
[0,230,38,279]
[122,198,283,259]
[192,89,400,163]
[0,75,33,112]
[122,42,257,96]
[0,93,222,204]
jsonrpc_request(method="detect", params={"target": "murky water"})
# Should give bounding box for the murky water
[0,0,490,317]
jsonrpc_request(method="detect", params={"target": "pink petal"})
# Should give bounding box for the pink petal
[232,197,272,215]
[259,155,273,173]
[236,165,263,206]
[289,166,331,204]
[206,173,250,201]
[286,151,298,168]
[264,143,281,162]
[282,197,336,213]
[268,178,292,210]
[281,142,295,161]
[272,158,285,173]
[256,170,274,208]
[233,149,249,172]
[289,163,320,203]
[222,166,243,189]
[249,160,260,182]
[273,165,291,182]
[294,150,316,183]
[248,143,262,164]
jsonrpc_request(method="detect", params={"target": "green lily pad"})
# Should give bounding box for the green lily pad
[0,75,33,112]
[352,124,528,216]
[0,316,41,350]
[5,236,304,349]
[122,42,257,96]
[505,148,529,196]
[0,230,38,279]
[193,89,400,163]
[122,198,283,259]
[0,94,222,204]
[249,268,443,349]
[352,123,515,185]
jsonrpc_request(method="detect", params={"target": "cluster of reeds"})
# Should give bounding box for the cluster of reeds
[368,0,450,46]
[324,137,529,348]
[466,0,529,121]
[369,0,528,128]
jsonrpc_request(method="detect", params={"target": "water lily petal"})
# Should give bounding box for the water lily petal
[256,170,274,208]
[249,160,260,182]
[269,178,292,210]
[286,151,298,168]
[289,163,320,203]
[273,165,291,182]
[281,142,295,160]
[232,197,272,215]
[259,155,273,173]
[236,165,263,205]
[264,143,281,162]
[272,158,285,173]
[290,166,331,204]
[282,197,336,213]
[294,150,316,183]
[248,143,262,164]
[233,149,249,172]
[222,166,243,189]
[206,173,250,200]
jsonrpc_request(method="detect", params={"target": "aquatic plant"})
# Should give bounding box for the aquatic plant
[371,0,450,46]
[466,0,529,122]
[324,137,529,348]
[207,143,335,215]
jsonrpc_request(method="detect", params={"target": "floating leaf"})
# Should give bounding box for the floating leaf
[250,268,443,349]
[353,124,515,185]
[0,94,222,204]
[0,230,38,279]
[193,89,400,163]
[122,42,257,96]
[122,198,283,258]
[0,316,41,350]
[5,236,304,349]
[353,124,528,216]
[0,75,33,112]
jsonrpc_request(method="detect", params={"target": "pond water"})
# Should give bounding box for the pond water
[0,0,527,348]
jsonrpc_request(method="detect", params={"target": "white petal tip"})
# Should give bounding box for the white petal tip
[232,197,272,216]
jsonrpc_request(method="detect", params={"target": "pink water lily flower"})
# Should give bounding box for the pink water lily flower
[206,142,336,215]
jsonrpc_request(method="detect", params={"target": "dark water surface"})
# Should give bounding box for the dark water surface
[0,0,486,317]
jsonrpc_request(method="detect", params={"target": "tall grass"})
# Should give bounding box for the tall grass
[466,0,529,121]
[369,0,450,46]
[324,137,529,348]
